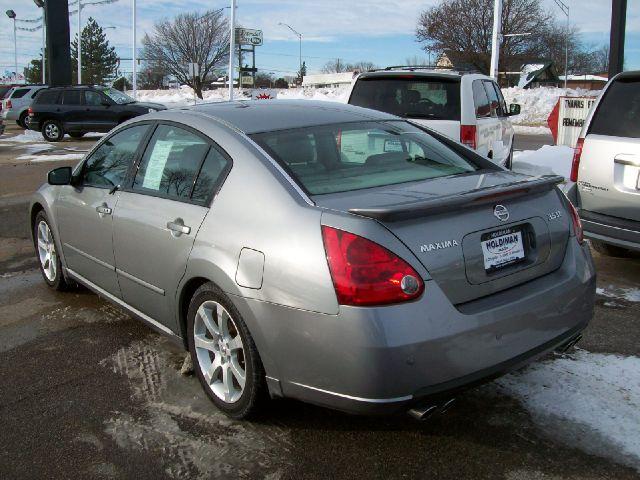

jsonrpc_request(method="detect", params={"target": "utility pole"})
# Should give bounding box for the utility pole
[278,22,302,75]
[228,0,236,101]
[551,0,569,89]
[489,0,502,80]
[609,0,627,77]
[132,0,137,98]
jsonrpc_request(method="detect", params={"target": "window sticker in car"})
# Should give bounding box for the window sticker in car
[142,140,173,190]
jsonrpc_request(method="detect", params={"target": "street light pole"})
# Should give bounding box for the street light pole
[77,0,82,84]
[552,0,569,89]
[278,22,302,76]
[489,0,502,80]
[33,0,46,83]
[228,0,236,101]
[132,0,137,98]
[6,10,18,82]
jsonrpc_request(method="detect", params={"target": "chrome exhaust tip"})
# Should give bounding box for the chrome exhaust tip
[408,398,456,421]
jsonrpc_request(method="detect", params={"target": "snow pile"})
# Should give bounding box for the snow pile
[497,350,640,471]
[0,129,44,143]
[133,86,350,108]
[597,286,640,303]
[512,145,574,179]
[502,86,601,126]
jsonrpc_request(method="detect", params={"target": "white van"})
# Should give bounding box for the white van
[347,68,520,168]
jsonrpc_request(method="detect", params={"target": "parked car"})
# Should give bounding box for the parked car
[30,100,595,419]
[1,84,47,128]
[0,84,19,116]
[573,70,640,256]
[347,67,520,168]
[27,85,166,141]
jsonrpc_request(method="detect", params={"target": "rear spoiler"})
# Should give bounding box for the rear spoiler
[349,175,564,222]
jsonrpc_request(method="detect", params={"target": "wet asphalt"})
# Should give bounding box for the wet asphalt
[1,125,640,479]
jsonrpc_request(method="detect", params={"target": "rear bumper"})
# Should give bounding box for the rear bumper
[233,239,596,415]
[580,209,640,252]
[2,109,17,121]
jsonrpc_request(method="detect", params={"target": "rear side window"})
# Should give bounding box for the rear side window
[11,88,30,99]
[483,81,503,117]
[349,77,461,120]
[35,90,60,105]
[473,80,491,118]
[133,125,210,201]
[62,90,82,105]
[589,78,640,138]
[191,148,231,204]
[82,125,149,188]
[252,121,478,195]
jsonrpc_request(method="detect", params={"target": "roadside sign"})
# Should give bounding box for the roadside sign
[547,96,597,147]
[187,63,200,78]
[241,75,254,86]
[236,28,263,46]
[251,89,277,100]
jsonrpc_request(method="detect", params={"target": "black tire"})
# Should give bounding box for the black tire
[17,111,28,129]
[69,132,85,139]
[187,282,267,419]
[33,211,69,291]
[590,239,631,258]
[41,119,64,142]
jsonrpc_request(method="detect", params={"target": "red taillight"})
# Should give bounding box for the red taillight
[570,137,584,182]
[28,106,33,115]
[321,225,424,306]
[567,201,584,244]
[5,100,12,109]
[460,125,477,150]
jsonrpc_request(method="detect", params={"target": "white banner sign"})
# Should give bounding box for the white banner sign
[550,96,597,148]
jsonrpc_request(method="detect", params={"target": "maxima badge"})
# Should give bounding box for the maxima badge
[494,204,509,222]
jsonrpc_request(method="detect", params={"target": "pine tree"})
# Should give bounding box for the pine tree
[24,57,44,84]
[296,61,307,85]
[71,17,118,85]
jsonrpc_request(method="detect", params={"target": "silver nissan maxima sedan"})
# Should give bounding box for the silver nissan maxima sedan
[29,100,596,419]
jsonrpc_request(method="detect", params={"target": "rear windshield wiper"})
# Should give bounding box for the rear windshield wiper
[403,112,444,119]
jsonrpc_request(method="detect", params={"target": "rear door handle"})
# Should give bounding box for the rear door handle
[167,220,191,236]
[614,154,640,167]
[96,204,112,215]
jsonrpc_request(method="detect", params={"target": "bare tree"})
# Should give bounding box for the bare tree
[142,10,229,98]
[416,0,557,73]
[321,59,377,73]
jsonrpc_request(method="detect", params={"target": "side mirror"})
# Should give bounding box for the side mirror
[47,166,72,185]
[509,103,521,116]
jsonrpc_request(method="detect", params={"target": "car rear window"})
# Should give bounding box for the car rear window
[35,90,60,105]
[251,121,478,195]
[11,88,30,99]
[0,87,12,99]
[589,77,640,138]
[349,76,461,121]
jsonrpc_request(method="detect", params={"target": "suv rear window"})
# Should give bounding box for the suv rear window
[589,77,640,138]
[349,76,461,121]
[251,121,478,195]
[35,90,60,105]
[11,88,30,99]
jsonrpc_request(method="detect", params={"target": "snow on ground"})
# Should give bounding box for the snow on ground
[497,350,640,471]
[16,152,86,162]
[0,129,44,143]
[512,125,551,135]
[502,86,601,126]
[512,145,573,179]
[596,286,640,303]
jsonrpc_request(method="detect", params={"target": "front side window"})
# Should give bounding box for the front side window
[473,80,491,118]
[133,125,210,200]
[252,121,478,195]
[349,77,461,120]
[589,77,640,138]
[85,91,105,106]
[101,88,135,105]
[483,81,502,117]
[82,125,149,188]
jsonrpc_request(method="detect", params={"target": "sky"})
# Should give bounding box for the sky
[0,0,638,81]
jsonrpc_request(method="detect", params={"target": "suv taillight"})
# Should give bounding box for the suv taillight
[460,125,477,149]
[321,225,424,306]
[28,107,33,115]
[567,201,584,244]
[570,137,584,182]
[5,100,11,109]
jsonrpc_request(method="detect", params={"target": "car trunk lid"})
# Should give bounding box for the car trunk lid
[314,171,571,304]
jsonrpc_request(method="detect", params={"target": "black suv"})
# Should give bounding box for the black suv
[28,85,166,141]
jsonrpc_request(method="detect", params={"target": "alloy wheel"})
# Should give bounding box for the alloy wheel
[36,220,57,282]
[193,300,246,403]
[45,123,59,138]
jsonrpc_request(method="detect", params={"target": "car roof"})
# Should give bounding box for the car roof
[359,69,463,79]
[184,100,398,134]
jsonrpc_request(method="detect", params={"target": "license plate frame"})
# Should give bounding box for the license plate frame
[481,226,526,273]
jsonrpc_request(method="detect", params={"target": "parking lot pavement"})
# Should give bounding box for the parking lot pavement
[2,126,640,479]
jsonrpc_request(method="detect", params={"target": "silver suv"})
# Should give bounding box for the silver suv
[573,71,640,256]
[1,84,47,128]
